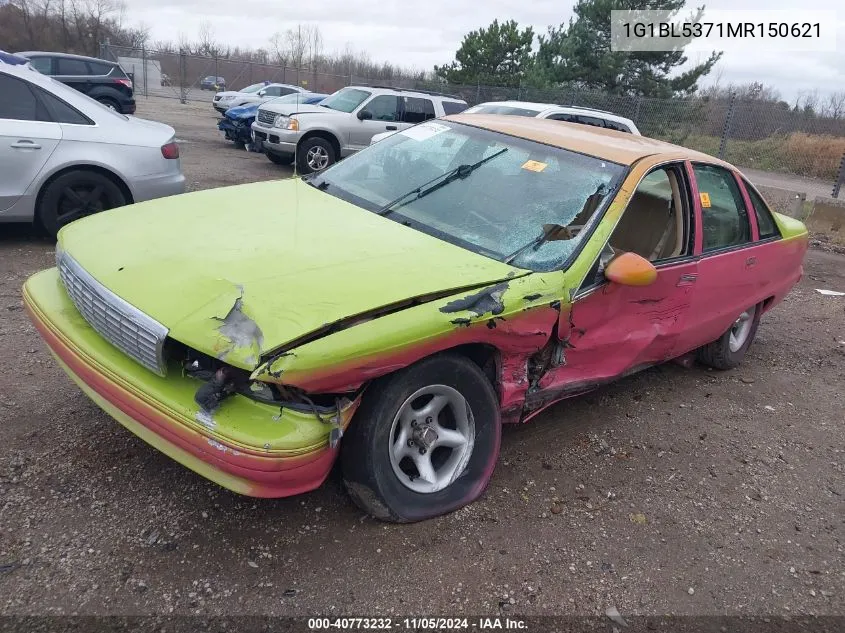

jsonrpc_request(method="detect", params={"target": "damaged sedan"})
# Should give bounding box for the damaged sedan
[23,115,808,522]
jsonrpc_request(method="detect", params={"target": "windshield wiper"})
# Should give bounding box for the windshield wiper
[375,147,508,217]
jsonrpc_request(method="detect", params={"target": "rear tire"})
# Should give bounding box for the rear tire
[96,97,119,111]
[697,304,761,370]
[296,137,335,174]
[341,354,501,523]
[37,170,126,238]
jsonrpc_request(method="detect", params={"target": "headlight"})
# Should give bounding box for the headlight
[274,115,299,131]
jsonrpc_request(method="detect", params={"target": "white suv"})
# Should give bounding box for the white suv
[463,101,640,134]
[251,86,468,173]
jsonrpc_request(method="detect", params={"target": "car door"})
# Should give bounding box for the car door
[349,94,401,150]
[55,57,91,94]
[0,73,62,214]
[682,162,759,351]
[533,163,698,398]
[736,177,804,301]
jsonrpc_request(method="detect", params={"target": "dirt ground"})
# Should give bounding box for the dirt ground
[0,96,843,619]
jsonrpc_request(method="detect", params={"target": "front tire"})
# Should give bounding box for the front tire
[37,170,126,237]
[296,137,335,174]
[697,304,761,370]
[341,354,501,523]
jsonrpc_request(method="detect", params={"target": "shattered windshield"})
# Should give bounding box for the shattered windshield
[313,121,626,271]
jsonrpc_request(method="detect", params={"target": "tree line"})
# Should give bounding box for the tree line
[1,0,423,82]
[4,0,844,118]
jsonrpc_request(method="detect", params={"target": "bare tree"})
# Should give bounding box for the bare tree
[824,91,845,120]
[286,24,310,72]
[197,20,221,57]
[268,31,288,66]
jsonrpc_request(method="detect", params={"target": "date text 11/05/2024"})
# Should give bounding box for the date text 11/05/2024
[621,21,821,39]
[307,617,528,630]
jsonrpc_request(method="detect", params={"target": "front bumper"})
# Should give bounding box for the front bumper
[23,268,359,498]
[251,122,298,154]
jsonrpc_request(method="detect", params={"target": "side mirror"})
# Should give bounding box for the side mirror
[257,90,266,96]
[604,252,657,287]
[357,109,373,121]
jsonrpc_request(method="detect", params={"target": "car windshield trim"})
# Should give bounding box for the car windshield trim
[313,121,628,272]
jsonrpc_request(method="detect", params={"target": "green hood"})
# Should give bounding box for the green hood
[58,179,523,369]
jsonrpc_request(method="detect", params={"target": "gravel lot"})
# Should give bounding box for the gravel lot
[1,96,843,620]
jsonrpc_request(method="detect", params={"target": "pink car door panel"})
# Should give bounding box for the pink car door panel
[536,164,699,400]
[684,162,758,350]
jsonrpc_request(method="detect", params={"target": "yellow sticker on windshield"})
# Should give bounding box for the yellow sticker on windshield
[522,160,548,172]
[699,192,712,208]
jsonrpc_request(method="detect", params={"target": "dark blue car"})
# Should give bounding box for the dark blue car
[218,92,328,151]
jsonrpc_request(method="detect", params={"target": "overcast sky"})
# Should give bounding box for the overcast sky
[123,0,844,102]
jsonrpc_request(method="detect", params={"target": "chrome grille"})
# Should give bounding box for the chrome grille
[57,251,169,376]
[256,109,275,125]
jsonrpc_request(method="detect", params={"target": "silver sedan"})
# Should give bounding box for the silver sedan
[0,60,185,236]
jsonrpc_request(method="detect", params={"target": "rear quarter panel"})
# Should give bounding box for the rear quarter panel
[28,137,175,202]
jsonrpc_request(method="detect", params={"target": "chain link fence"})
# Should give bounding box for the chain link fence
[101,43,351,104]
[103,44,845,195]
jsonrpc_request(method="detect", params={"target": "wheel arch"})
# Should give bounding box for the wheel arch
[297,129,341,158]
[34,164,134,227]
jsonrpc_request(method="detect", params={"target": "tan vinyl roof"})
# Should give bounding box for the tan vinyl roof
[444,113,727,167]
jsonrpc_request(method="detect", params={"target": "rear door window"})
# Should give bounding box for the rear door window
[743,180,780,239]
[87,61,113,75]
[603,120,632,133]
[442,101,468,115]
[32,86,92,125]
[402,97,435,124]
[57,58,90,75]
[575,115,606,128]
[692,164,752,251]
[0,75,39,120]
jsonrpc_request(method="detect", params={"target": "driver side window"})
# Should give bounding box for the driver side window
[583,164,691,291]
[608,166,689,263]
[365,95,399,121]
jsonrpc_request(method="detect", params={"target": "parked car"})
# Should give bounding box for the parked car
[218,93,328,149]
[212,82,306,114]
[463,101,640,134]
[16,51,135,114]
[0,62,184,236]
[200,76,226,91]
[252,85,468,173]
[0,50,29,65]
[23,114,806,522]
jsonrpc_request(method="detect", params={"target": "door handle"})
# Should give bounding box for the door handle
[386,125,397,131]
[745,256,757,268]
[11,140,41,149]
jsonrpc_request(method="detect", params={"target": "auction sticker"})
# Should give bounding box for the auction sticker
[699,192,711,208]
[400,121,450,141]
